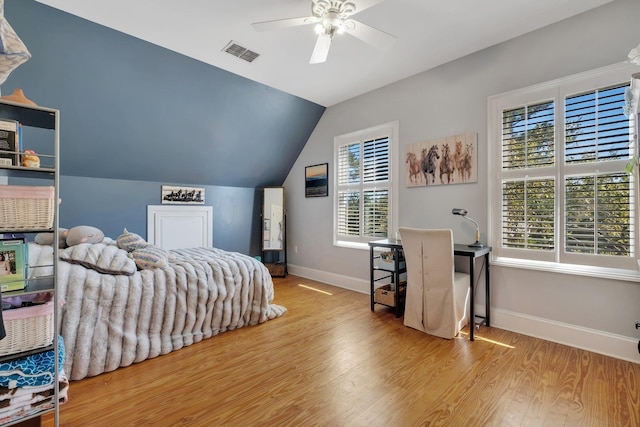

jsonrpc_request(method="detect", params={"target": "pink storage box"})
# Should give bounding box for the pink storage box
[0,185,55,230]
[0,301,55,355]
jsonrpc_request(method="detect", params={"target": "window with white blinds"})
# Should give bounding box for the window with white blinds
[490,64,638,273]
[334,122,398,247]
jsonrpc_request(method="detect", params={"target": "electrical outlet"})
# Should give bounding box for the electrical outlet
[636,321,640,330]
[294,245,298,253]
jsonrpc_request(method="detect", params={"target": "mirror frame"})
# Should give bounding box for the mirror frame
[262,187,285,251]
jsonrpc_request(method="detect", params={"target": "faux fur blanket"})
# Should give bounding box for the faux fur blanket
[29,243,286,381]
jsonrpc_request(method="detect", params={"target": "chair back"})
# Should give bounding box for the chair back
[399,227,469,339]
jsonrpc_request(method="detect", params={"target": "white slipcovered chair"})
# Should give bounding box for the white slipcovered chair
[399,227,471,339]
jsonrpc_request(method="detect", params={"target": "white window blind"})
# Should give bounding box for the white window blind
[490,64,637,273]
[334,122,398,247]
[563,84,634,258]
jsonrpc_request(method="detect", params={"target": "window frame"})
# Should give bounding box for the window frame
[488,62,640,280]
[333,121,399,249]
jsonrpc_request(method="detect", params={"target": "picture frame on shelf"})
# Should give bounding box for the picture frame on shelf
[305,163,329,198]
[0,238,26,292]
[0,119,18,166]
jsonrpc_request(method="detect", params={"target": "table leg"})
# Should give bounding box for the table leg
[370,246,375,311]
[469,255,475,341]
[485,253,490,326]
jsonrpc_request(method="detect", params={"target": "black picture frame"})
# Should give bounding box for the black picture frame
[161,185,205,204]
[305,163,328,198]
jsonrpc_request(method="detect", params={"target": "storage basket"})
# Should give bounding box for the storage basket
[378,259,406,271]
[0,301,54,356]
[266,262,286,277]
[0,185,55,230]
[374,283,406,307]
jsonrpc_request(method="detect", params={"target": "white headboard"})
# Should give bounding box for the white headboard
[147,205,213,250]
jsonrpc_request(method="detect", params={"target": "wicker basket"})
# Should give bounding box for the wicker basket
[0,185,55,230]
[0,301,55,356]
[374,283,406,307]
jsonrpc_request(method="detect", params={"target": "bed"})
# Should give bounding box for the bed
[27,237,287,381]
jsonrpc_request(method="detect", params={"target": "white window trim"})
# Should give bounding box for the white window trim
[487,62,640,281]
[333,120,399,250]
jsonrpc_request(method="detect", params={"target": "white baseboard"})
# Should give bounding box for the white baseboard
[288,264,370,294]
[491,309,640,364]
[287,264,640,364]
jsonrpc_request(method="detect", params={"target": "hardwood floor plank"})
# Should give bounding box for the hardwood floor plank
[42,275,640,426]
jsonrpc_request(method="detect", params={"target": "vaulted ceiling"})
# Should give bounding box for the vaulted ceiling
[35,0,614,107]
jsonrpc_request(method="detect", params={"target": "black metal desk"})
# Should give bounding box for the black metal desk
[369,239,491,341]
[454,244,491,341]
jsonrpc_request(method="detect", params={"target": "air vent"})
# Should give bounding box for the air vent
[222,41,259,63]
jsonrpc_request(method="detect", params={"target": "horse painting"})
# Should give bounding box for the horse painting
[421,145,440,185]
[407,133,476,188]
[439,143,455,184]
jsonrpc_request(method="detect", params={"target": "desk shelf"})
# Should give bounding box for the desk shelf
[369,239,406,317]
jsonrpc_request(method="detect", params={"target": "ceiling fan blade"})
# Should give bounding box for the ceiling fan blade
[252,16,318,32]
[347,19,396,50]
[353,0,386,14]
[309,33,332,64]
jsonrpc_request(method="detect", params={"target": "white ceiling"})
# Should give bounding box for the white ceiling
[36,0,614,107]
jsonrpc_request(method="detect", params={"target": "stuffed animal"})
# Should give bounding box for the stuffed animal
[66,225,104,246]
[116,228,174,269]
[21,149,40,167]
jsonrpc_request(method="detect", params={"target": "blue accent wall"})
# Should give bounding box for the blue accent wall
[3,1,325,254]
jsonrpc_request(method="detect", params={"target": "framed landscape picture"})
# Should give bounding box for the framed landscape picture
[305,163,328,197]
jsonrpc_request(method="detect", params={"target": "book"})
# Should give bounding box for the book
[0,238,26,292]
[17,121,23,153]
[0,119,18,166]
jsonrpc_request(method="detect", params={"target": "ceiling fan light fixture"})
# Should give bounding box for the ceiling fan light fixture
[252,0,395,65]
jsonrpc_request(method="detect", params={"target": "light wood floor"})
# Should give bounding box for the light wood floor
[43,275,639,426]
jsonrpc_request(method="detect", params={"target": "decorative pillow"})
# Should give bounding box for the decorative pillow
[66,226,104,247]
[59,243,137,276]
[34,228,68,248]
[129,245,169,270]
[117,228,148,252]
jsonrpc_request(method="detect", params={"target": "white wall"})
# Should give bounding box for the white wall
[284,0,640,362]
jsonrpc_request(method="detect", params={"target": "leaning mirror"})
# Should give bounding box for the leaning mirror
[262,187,284,251]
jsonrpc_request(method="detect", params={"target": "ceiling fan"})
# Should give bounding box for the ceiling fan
[252,0,396,64]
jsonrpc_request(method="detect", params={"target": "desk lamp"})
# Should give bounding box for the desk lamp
[452,208,483,247]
